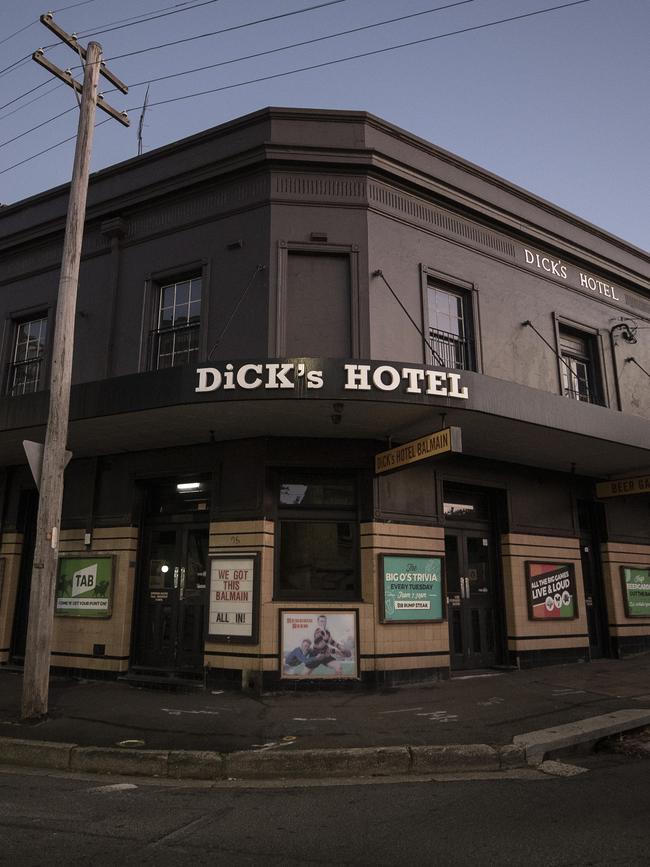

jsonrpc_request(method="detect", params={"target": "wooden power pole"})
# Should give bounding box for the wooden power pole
[21,18,128,720]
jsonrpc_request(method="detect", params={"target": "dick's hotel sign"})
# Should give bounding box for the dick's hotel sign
[195,362,469,399]
[519,245,623,303]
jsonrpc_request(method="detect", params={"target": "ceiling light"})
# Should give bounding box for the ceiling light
[176,482,201,491]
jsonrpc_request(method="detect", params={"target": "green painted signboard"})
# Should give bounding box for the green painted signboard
[379,554,444,623]
[621,567,650,618]
[55,555,114,618]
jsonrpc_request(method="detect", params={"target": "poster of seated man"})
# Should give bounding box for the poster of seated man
[281,610,358,679]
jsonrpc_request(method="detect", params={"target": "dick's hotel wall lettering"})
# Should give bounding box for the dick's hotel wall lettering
[195,362,469,398]
[520,246,622,303]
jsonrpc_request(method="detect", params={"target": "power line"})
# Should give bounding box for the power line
[80,0,222,38]
[0,20,37,48]
[0,79,53,114]
[0,106,76,152]
[75,0,207,38]
[116,0,483,94]
[0,83,64,123]
[103,0,356,64]
[134,0,595,112]
[0,0,594,183]
[0,55,33,79]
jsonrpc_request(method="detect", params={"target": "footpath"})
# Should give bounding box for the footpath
[1,656,649,781]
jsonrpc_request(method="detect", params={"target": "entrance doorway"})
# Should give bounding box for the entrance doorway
[578,500,609,659]
[134,524,209,673]
[445,530,499,669]
[443,484,503,670]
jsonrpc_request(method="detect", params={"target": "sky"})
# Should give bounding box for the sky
[0,0,648,252]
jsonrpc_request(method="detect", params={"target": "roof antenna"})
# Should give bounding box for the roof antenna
[137,83,150,156]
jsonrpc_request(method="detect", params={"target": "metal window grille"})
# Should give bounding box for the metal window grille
[8,316,48,396]
[150,277,201,369]
[427,285,475,370]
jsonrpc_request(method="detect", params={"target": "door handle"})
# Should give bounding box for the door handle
[461,576,470,599]
[173,566,179,589]
[179,567,186,600]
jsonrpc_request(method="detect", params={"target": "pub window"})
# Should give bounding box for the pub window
[7,314,48,396]
[558,326,603,405]
[150,276,202,369]
[426,280,475,371]
[276,472,360,600]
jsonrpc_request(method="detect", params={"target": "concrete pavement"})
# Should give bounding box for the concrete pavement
[1,656,649,779]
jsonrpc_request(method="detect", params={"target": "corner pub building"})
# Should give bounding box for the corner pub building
[1,107,649,689]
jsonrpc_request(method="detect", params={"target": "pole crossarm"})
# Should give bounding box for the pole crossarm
[33,50,129,126]
[40,12,128,94]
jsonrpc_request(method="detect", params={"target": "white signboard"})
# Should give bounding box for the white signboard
[208,555,258,642]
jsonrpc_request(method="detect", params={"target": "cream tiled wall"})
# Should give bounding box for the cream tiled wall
[0,532,22,664]
[204,520,450,678]
[501,533,589,653]
[601,542,650,640]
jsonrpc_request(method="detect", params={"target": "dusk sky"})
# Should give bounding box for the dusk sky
[1,0,648,252]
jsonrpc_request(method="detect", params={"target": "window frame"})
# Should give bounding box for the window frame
[139,260,210,372]
[273,470,362,602]
[554,315,608,407]
[274,241,361,357]
[420,266,481,372]
[3,306,51,397]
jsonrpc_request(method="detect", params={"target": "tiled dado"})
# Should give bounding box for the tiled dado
[361,522,449,671]
[52,527,139,672]
[0,532,23,664]
[601,541,650,638]
[501,533,589,651]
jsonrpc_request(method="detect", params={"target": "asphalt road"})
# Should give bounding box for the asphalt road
[1,751,648,866]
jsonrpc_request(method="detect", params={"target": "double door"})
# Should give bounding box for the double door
[445,530,499,669]
[134,525,208,672]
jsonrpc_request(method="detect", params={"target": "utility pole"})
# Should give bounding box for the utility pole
[21,16,129,720]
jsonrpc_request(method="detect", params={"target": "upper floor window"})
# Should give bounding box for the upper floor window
[151,277,201,369]
[427,282,475,370]
[559,327,602,405]
[8,315,48,396]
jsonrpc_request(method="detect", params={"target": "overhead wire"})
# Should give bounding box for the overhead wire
[114,0,484,94]
[75,0,209,38]
[80,0,222,38]
[0,0,594,182]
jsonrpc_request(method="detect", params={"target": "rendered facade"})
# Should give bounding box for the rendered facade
[0,107,649,688]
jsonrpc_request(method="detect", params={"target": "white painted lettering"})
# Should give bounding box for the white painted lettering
[402,368,425,393]
[223,363,236,390]
[344,364,372,390]
[447,373,469,399]
[266,363,295,389]
[236,364,263,389]
[373,365,400,391]
[306,369,324,389]
[195,367,221,392]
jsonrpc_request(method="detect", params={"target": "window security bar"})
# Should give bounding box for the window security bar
[373,269,446,366]
[429,327,474,371]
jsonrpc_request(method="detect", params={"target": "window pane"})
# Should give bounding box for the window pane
[279,521,357,596]
[153,277,201,370]
[280,476,355,508]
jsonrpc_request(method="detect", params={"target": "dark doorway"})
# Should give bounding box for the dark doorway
[578,499,610,659]
[10,489,39,663]
[445,530,499,669]
[443,484,504,670]
[134,524,209,673]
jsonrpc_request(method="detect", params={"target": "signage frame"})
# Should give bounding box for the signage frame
[374,427,462,475]
[378,553,446,624]
[525,561,579,622]
[55,554,115,619]
[279,609,360,680]
[207,552,260,644]
[596,475,650,499]
[620,566,650,619]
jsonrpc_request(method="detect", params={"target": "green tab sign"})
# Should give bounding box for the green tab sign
[55,555,114,618]
[621,567,650,618]
[379,554,444,623]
